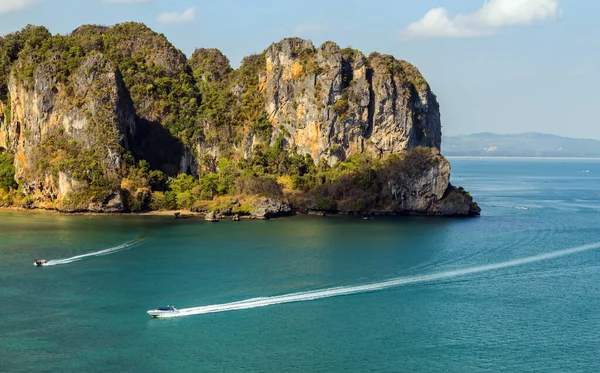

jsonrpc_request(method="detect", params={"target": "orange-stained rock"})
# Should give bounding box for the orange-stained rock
[262,38,441,166]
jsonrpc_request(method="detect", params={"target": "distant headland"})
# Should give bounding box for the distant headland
[444,133,600,158]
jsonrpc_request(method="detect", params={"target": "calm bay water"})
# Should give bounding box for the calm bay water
[1,157,600,372]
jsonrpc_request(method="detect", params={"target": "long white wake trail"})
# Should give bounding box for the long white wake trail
[161,242,600,318]
[43,235,146,266]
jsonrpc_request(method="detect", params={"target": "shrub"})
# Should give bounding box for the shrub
[200,172,220,200]
[235,174,283,199]
[333,99,349,116]
[0,152,18,191]
[149,191,167,210]
[169,174,198,194]
[176,191,194,209]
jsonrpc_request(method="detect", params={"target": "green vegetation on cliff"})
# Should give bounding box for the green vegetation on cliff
[119,142,454,215]
[189,48,269,156]
[0,25,52,100]
[0,151,17,191]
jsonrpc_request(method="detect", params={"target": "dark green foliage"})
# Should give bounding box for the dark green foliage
[216,157,239,194]
[70,25,106,53]
[235,173,283,199]
[341,47,358,63]
[247,134,295,176]
[291,147,441,212]
[333,99,349,116]
[298,46,321,76]
[5,91,10,124]
[34,129,119,204]
[169,173,198,194]
[73,22,202,144]
[381,146,438,179]
[368,52,428,91]
[189,48,232,83]
[148,169,168,191]
[0,25,53,101]
[234,53,269,130]
[0,151,17,191]
[189,49,270,155]
[251,115,273,142]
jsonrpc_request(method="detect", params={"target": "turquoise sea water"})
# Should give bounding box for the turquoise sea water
[1,157,600,372]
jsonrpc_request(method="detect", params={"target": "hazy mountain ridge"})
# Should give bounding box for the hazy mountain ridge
[444,132,600,157]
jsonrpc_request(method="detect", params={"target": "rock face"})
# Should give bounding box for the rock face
[439,185,481,216]
[385,155,479,216]
[251,197,293,219]
[0,101,6,150]
[70,23,195,176]
[386,156,450,214]
[262,38,440,165]
[205,211,219,222]
[4,52,135,211]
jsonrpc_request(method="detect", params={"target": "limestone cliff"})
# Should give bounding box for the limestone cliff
[294,147,479,216]
[0,101,6,150]
[0,24,479,216]
[5,52,135,211]
[384,152,479,216]
[260,38,440,166]
[71,23,197,175]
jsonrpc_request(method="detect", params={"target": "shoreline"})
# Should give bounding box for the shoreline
[0,206,478,219]
[0,206,292,219]
[0,206,198,217]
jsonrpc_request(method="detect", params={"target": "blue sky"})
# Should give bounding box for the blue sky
[1,0,598,139]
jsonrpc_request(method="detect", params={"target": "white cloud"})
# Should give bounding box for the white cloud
[476,0,562,27]
[102,0,153,3]
[403,0,561,38]
[0,0,39,13]
[157,7,196,24]
[403,8,487,38]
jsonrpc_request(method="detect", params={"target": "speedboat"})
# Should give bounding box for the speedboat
[147,305,178,318]
[34,259,46,267]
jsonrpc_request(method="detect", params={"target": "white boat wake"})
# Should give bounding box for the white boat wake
[42,235,146,266]
[155,242,600,318]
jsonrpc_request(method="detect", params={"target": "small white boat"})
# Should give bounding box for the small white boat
[147,305,178,318]
[34,259,46,267]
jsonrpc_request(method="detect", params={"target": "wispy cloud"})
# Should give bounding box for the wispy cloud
[102,0,153,3]
[157,7,196,24]
[293,22,330,37]
[403,0,562,39]
[0,0,39,13]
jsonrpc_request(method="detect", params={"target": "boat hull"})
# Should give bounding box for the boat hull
[147,310,179,318]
